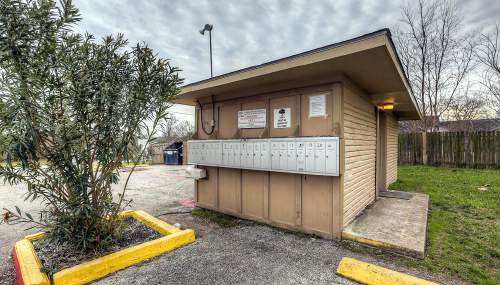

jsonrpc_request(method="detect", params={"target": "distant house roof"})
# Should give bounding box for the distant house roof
[400,117,500,133]
[148,137,184,155]
[437,118,500,132]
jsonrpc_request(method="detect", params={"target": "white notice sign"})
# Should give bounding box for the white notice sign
[238,109,266,129]
[309,94,326,117]
[273,108,291,128]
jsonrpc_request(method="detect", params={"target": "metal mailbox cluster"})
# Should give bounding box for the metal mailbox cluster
[187,137,339,176]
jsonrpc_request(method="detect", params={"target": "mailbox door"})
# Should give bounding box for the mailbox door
[271,141,280,169]
[253,142,261,169]
[296,141,306,172]
[325,140,338,175]
[241,143,248,168]
[287,141,296,171]
[223,142,231,165]
[305,141,315,172]
[260,141,270,169]
[246,142,254,168]
[233,142,241,167]
[215,141,222,165]
[279,141,288,170]
[206,143,213,165]
[314,141,326,173]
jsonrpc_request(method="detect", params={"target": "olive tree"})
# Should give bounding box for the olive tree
[0,0,182,250]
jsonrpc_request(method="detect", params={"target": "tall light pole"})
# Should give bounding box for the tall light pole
[199,24,213,78]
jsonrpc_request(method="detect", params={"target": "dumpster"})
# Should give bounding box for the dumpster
[164,142,183,165]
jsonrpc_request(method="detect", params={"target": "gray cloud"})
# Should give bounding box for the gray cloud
[74,0,500,85]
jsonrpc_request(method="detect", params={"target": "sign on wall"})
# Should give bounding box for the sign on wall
[309,94,326,117]
[238,109,266,129]
[273,108,291,128]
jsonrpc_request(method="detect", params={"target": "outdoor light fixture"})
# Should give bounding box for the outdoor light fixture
[379,102,395,110]
[199,24,214,78]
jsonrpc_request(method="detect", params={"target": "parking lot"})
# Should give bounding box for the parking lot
[0,165,449,284]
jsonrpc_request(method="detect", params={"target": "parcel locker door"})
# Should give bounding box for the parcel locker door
[296,141,306,172]
[314,141,326,173]
[246,142,254,168]
[253,142,261,169]
[241,143,247,168]
[260,141,269,169]
[207,142,215,165]
[271,141,280,170]
[325,140,338,175]
[234,142,241,167]
[206,143,213,164]
[210,143,216,164]
[197,142,203,164]
[191,143,197,164]
[287,141,296,171]
[279,141,288,170]
[305,141,315,172]
[187,142,193,164]
[200,142,207,164]
[240,143,246,168]
[223,142,230,166]
[215,142,222,165]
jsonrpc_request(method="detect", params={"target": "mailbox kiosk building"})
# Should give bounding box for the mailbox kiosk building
[176,29,421,239]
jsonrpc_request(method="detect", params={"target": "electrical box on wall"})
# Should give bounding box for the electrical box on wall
[187,137,339,176]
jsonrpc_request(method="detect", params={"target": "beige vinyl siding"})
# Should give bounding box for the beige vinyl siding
[343,84,376,226]
[386,113,398,187]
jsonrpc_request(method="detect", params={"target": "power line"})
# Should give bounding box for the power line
[168,111,195,116]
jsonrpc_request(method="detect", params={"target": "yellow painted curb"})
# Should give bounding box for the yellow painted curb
[336,257,439,285]
[125,210,182,235]
[53,229,195,285]
[13,210,195,285]
[13,239,50,285]
[24,232,46,242]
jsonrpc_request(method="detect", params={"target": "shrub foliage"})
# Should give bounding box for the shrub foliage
[0,0,182,250]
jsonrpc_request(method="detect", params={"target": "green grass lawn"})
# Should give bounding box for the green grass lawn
[389,165,499,285]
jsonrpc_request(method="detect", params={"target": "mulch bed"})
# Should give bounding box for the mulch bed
[33,218,161,274]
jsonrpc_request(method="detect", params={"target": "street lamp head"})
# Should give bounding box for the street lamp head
[199,24,213,35]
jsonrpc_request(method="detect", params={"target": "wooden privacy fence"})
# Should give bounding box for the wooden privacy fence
[399,131,500,168]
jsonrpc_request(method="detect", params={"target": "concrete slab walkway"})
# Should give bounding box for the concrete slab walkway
[342,192,429,258]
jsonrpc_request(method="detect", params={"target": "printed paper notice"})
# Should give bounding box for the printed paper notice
[238,109,266,129]
[273,108,291,128]
[309,94,326,117]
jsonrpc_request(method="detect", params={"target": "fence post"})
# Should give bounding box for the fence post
[421,131,428,165]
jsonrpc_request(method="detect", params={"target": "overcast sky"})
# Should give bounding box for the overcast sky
[73,0,500,122]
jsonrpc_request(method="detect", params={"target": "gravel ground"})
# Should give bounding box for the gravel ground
[94,215,452,285]
[0,165,452,285]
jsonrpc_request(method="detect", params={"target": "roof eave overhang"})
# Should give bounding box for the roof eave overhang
[176,29,421,121]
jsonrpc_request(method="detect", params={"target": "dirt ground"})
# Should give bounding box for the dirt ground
[0,165,451,285]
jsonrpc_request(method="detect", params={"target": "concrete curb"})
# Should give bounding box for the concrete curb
[12,210,195,285]
[341,232,424,259]
[336,257,439,285]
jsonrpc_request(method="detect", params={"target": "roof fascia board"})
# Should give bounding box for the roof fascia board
[180,33,387,95]
[382,37,422,120]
